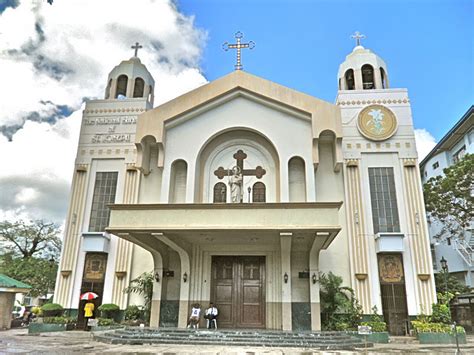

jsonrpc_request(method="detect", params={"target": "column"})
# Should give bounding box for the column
[153,233,190,328]
[149,252,163,328]
[54,164,89,307]
[309,240,321,331]
[280,233,292,330]
[344,159,372,313]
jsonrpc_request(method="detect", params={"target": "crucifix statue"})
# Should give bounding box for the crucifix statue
[222,31,255,71]
[350,31,366,46]
[214,149,266,203]
[131,42,143,57]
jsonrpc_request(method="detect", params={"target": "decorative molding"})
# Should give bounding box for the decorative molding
[60,270,72,277]
[346,159,359,167]
[355,273,368,281]
[403,159,417,167]
[115,271,127,279]
[337,98,409,106]
[84,108,146,114]
[418,274,431,282]
[126,163,138,171]
[76,164,88,172]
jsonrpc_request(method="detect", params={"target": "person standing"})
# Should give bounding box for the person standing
[83,301,95,331]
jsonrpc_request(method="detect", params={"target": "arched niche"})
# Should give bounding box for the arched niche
[361,64,375,89]
[252,182,266,203]
[195,129,280,203]
[133,77,145,98]
[136,135,158,176]
[169,159,188,203]
[213,182,227,203]
[288,156,306,202]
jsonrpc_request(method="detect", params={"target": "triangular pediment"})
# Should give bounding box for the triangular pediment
[136,70,341,145]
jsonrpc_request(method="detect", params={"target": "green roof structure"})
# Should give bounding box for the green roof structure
[0,273,32,292]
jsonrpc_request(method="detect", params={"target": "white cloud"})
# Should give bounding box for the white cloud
[0,0,208,223]
[415,128,437,161]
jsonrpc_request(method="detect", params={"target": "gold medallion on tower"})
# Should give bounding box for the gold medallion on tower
[357,105,397,141]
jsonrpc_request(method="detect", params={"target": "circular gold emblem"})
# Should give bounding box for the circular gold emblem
[357,105,397,141]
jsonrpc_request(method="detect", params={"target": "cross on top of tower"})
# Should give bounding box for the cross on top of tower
[351,31,366,46]
[223,31,255,71]
[131,42,143,57]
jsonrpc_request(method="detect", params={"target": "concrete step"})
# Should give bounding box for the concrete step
[93,327,371,350]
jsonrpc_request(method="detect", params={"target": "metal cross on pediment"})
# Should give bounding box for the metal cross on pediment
[214,149,266,180]
[351,31,366,46]
[223,31,255,70]
[131,42,143,57]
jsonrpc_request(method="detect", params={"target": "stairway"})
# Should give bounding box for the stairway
[93,327,372,350]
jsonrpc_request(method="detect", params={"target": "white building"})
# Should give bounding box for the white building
[54,39,436,335]
[420,106,474,286]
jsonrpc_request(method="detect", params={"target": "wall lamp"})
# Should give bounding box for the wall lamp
[183,272,188,283]
[284,272,289,284]
[154,271,160,282]
[312,273,318,284]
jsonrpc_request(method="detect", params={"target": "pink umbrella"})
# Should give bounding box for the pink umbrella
[80,291,99,300]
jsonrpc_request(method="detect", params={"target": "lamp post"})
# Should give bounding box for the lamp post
[440,256,448,294]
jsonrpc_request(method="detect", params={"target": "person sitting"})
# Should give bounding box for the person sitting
[204,302,218,329]
[187,303,201,329]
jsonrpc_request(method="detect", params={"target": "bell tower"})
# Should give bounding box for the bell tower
[336,32,436,328]
[104,42,155,106]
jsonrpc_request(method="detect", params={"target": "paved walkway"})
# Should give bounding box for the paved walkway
[0,328,473,354]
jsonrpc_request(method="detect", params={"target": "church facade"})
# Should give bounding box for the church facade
[54,41,436,334]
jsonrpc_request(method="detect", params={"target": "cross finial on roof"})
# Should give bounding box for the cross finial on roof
[131,42,143,57]
[223,31,255,71]
[351,31,366,46]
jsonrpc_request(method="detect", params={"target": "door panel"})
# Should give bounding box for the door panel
[211,256,265,328]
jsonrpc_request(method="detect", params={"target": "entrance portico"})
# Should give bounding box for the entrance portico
[107,202,342,330]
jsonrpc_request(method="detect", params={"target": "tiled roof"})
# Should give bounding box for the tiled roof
[0,273,31,289]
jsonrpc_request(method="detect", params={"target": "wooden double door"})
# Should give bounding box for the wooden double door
[211,256,265,328]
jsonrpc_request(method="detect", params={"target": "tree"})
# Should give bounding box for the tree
[319,272,362,330]
[0,253,58,298]
[123,271,154,322]
[0,219,61,298]
[423,153,474,241]
[434,271,470,295]
[0,220,62,259]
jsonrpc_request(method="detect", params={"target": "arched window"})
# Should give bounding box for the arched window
[105,79,112,99]
[133,77,145,98]
[115,75,128,98]
[345,69,355,90]
[252,182,266,203]
[362,64,374,89]
[213,182,227,203]
[380,67,387,89]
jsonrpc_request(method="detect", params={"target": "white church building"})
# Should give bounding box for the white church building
[54,36,436,335]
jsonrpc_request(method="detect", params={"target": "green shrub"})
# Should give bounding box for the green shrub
[43,316,77,324]
[41,303,64,317]
[124,305,143,321]
[97,303,120,319]
[411,320,465,335]
[431,303,451,324]
[97,318,115,326]
[361,306,387,332]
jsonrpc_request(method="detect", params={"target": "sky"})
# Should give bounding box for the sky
[0,0,472,225]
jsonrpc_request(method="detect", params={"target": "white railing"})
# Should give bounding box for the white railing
[453,239,473,266]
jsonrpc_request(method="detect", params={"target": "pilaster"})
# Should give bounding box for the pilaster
[280,233,292,330]
[344,159,372,313]
[54,164,90,307]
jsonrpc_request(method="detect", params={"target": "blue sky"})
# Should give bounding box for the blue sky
[0,0,471,223]
[179,0,473,140]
